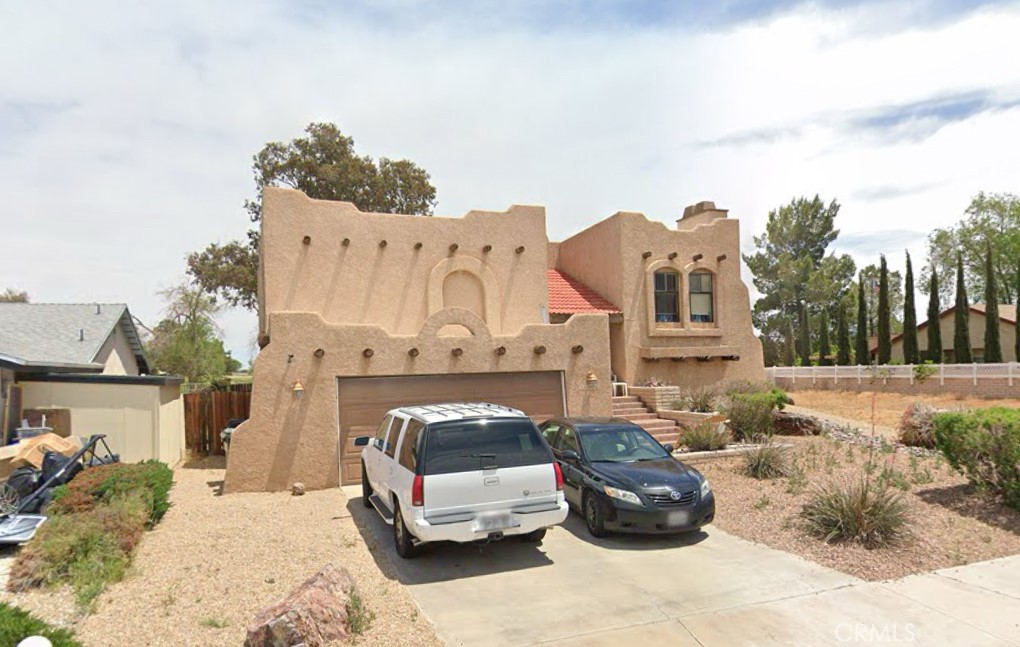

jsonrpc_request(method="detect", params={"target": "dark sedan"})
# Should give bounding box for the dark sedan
[539,418,715,537]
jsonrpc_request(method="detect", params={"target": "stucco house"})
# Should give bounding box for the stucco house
[0,303,184,464]
[877,303,1017,363]
[225,189,763,492]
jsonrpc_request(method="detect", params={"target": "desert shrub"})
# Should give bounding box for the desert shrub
[898,402,937,448]
[680,424,730,451]
[742,442,791,479]
[679,387,717,413]
[0,602,83,647]
[801,479,909,548]
[933,408,1020,509]
[50,461,173,525]
[726,393,776,441]
[724,380,791,410]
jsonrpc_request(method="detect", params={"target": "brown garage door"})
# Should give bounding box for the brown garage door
[338,371,564,485]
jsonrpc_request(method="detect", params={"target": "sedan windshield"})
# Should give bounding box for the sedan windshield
[579,427,669,462]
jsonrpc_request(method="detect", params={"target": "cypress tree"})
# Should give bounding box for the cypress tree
[1015,267,1020,363]
[877,255,891,364]
[983,245,1002,362]
[798,301,812,366]
[953,254,972,363]
[818,310,832,366]
[837,302,851,365]
[856,273,869,364]
[783,318,796,366]
[902,252,919,364]
[927,267,943,362]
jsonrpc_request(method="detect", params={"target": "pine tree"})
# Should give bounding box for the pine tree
[818,310,832,366]
[783,318,796,366]
[902,252,919,364]
[877,255,892,364]
[837,303,851,365]
[798,301,812,366]
[983,245,1002,362]
[856,273,869,364]
[954,254,972,363]
[927,267,943,362]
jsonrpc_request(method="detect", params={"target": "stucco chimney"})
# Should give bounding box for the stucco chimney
[677,201,728,230]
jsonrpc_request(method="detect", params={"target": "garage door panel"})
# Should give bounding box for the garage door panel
[337,372,564,485]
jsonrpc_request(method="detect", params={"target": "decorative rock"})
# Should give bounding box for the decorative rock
[245,564,356,647]
[772,410,824,436]
[292,483,306,496]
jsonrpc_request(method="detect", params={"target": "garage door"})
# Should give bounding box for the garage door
[338,371,564,485]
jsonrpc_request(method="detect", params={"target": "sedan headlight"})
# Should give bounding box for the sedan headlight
[603,485,643,506]
[700,478,711,499]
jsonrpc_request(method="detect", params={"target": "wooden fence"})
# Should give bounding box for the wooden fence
[184,390,251,455]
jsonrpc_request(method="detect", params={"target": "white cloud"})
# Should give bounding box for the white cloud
[2,1,1019,359]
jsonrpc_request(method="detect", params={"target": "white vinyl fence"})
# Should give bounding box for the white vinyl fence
[765,363,1020,387]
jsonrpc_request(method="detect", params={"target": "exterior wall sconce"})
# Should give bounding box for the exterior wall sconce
[692,253,703,262]
[668,252,678,260]
[717,254,727,262]
[586,372,599,389]
[313,348,325,358]
[533,345,546,355]
[495,346,507,356]
[408,347,419,357]
[449,243,459,253]
[341,238,350,247]
[414,242,423,250]
[642,251,652,259]
[482,244,492,253]
[292,381,305,398]
[572,345,584,354]
[302,235,312,245]
[451,347,463,357]
[362,348,374,358]
[379,240,388,248]
[515,246,525,254]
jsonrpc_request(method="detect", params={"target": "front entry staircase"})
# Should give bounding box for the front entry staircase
[611,395,680,446]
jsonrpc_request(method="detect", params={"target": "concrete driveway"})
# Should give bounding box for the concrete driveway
[344,488,1020,646]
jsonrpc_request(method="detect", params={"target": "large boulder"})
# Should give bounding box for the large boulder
[772,410,824,436]
[245,564,357,647]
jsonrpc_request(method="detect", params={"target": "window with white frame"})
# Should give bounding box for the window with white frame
[689,271,714,323]
[654,270,680,322]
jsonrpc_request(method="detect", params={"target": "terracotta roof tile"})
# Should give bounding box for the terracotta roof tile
[547,270,621,315]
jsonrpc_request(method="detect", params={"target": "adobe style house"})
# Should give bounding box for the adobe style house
[877,303,1017,363]
[225,189,763,492]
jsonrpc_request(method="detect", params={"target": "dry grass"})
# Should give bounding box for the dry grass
[789,390,1020,433]
[2,459,441,647]
[698,435,1020,581]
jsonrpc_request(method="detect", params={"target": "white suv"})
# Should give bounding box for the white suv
[355,402,568,558]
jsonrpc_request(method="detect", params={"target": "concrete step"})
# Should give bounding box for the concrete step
[637,420,677,431]
[613,408,653,417]
[621,413,659,422]
[611,396,642,403]
[611,406,649,415]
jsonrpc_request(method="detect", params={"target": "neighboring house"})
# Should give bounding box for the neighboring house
[874,303,1017,363]
[0,303,184,465]
[225,189,764,492]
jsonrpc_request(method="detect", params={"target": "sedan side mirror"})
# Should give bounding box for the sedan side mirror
[353,436,370,447]
[663,444,675,454]
[560,449,580,463]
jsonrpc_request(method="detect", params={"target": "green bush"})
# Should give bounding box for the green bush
[679,424,730,451]
[724,380,791,410]
[898,402,937,448]
[0,602,82,647]
[726,393,777,441]
[933,408,1020,509]
[801,479,909,548]
[742,442,791,479]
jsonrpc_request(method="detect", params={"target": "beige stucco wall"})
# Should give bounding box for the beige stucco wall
[20,381,183,465]
[95,324,140,376]
[891,310,1017,362]
[556,204,764,390]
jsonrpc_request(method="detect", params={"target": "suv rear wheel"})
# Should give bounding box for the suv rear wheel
[361,462,372,508]
[393,502,417,559]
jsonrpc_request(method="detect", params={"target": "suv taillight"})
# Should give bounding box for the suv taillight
[411,475,425,507]
[553,462,563,491]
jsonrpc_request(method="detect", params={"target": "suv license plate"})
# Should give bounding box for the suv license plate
[474,512,513,532]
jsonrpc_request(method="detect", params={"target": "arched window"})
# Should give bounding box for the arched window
[689,271,714,323]
[653,270,680,322]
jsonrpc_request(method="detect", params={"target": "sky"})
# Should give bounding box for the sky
[3,0,1019,363]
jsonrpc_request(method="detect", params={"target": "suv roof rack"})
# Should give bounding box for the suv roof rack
[396,402,527,424]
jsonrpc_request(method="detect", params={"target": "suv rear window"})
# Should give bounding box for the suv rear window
[422,419,552,476]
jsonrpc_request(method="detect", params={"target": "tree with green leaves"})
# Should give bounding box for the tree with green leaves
[877,255,891,364]
[744,196,855,360]
[145,282,239,382]
[836,302,851,365]
[858,263,904,335]
[983,245,1002,363]
[783,318,796,366]
[798,301,811,366]
[953,255,972,363]
[818,310,832,366]
[902,252,918,364]
[856,272,869,364]
[0,288,28,303]
[922,192,1020,305]
[927,267,943,362]
[1016,268,1020,362]
[187,122,438,310]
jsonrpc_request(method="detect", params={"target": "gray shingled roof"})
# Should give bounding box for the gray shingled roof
[0,303,148,373]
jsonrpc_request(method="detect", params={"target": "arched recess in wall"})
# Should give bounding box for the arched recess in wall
[418,307,494,340]
[427,257,502,334]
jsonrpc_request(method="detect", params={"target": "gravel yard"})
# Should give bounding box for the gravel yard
[2,457,441,647]
[698,435,1020,581]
